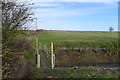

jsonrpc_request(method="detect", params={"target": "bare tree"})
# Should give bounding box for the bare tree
[2,0,34,78]
[2,0,34,48]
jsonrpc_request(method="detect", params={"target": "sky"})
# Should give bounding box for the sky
[23,0,119,31]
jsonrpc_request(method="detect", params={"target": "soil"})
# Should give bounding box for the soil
[55,51,119,67]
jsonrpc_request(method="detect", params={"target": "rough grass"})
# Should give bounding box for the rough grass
[25,50,35,59]
[26,68,120,78]
[39,30,118,43]
[15,30,36,39]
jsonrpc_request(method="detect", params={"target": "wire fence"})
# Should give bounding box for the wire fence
[37,41,119,68]
[53,41,119,55]
[39,42,55,69]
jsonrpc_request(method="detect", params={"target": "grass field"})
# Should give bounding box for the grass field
[39,30,118,43]
[19,30,119,78]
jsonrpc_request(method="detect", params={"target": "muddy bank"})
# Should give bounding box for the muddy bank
[55,64,120,70]
[55,51,119,67]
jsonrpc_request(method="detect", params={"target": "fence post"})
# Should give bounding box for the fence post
[44,44,46,52]
[51,42,54,69]
[36,38,38,54]
[36,38,40,68]
[53,54,55,67]
[37,54,40,68]
[39,42,41,50]
[36,38,38,45]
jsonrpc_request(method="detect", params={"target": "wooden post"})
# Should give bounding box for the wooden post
[37,54,40,68]
[36,38,38,45]
[53,54,55,68]
[39,42,41,50]
[51,42,54,69]
[44,44,46,52]
[36,38,40,68]
[36,38,38,55]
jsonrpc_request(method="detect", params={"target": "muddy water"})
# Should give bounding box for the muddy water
[55,64,120,70]
[58,47,108,50]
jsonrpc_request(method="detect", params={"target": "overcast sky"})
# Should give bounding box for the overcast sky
[18,0,119,31]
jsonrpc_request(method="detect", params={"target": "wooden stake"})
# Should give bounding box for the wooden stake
[53,54,55,68]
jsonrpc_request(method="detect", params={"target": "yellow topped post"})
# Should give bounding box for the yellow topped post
[51,42,53,54]
[36,38,40,68]
[36,38,38,45]
[36,38,39,55]
[51,42,54,69]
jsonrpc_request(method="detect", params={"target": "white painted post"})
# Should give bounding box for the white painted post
[37,54,40,68]
[36,38,40,68]
[51,42,54,69]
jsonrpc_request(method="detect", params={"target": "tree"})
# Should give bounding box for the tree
[2,0,34,49]
[2,0,34,78]
[109,27,114,32]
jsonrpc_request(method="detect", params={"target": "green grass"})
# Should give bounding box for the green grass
[15,30,36,39]
[25,53,35,59]
[27,68,120,78]
[15,30,36,59]
[25,50,35,59]
[39,30,118,43]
